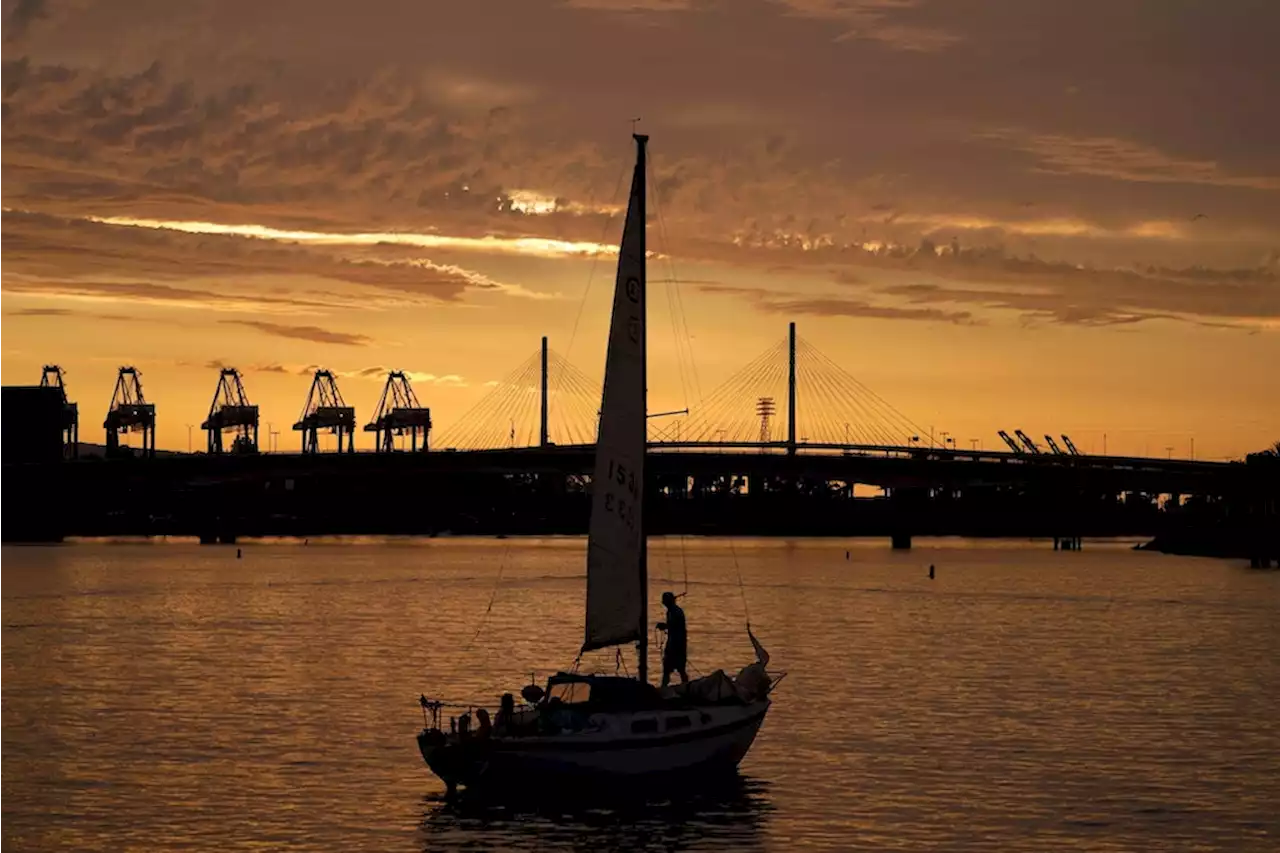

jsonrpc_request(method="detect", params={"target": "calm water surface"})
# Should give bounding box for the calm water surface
[3,538,1278,851]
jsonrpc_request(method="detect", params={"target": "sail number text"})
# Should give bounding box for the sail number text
[603,459,640,533]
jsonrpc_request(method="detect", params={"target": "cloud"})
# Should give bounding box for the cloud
[3,0,1279,344]
[221,320,373,346]
[348,365,468,386]
[698,282,975,324]
[982,129,1280,192]
[860,254,1280,328]
[773,0,961,51]
[3,305,137,322]
[565,0,693,11]
[5,306,73,317]
[2,276,328,314]
[1,210,557,309]
[3,0,48,40]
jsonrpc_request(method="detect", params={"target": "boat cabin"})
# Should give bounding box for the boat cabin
[543,673,664,710]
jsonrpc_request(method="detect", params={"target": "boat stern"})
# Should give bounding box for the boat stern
[417,728,464,790]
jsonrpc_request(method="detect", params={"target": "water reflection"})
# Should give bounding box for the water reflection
[419,773,773,852]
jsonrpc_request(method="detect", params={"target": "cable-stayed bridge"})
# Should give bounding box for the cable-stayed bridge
[435,323,1066,462]
[438,324,934,454]
[10,324,1273,550]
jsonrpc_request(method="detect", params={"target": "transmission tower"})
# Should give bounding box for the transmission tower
[364,370,432,452]
[201,368,259,454]
[756,396,776,449]
[104,367,156,458]
[293,369,356,453]
[40,365,78,458]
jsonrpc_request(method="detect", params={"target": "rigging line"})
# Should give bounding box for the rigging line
[550,155,630,402]
[727,537,752,629]
[646,151,702,408]
[462,541,511,654]
[680,531,690,597]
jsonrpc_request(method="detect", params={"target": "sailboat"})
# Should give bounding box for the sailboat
[416,134,777,793]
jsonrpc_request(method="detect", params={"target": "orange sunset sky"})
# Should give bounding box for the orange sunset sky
[3,0,1277,459]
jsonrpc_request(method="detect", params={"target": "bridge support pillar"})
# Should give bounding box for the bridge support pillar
[787,322,797,456]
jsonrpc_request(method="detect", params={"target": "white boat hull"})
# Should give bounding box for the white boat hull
[419,700,769,791]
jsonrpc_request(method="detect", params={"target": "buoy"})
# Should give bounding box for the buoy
[237,548,242,559]
[929,564,935,579]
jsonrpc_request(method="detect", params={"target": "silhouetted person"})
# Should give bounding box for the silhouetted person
[495,692,516,734]
[657,591,688,688]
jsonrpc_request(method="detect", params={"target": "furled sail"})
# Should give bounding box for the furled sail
[583,134,648,653]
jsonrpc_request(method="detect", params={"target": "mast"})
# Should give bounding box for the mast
[635,133,649,685]
[581,133,649,679]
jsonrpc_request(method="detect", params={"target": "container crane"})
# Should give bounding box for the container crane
[201,368,259,454]
[364,370,432,452]
[998,430,1023,454]
[293,369,355,453]
[1014,429,1042,454]
[40,365,78,458]
[104,366,156,457]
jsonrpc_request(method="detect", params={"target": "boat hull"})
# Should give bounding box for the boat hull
[419,700,769,792]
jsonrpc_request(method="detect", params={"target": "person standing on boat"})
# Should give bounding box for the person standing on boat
[657,591,689,688]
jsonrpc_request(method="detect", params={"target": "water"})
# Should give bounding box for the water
[3,538,1278,851]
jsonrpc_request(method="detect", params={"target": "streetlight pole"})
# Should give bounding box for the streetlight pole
[970,438,979,451]
[185,424,192,453]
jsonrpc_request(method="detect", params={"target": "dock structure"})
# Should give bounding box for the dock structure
[104,366,156,458]
[365,370,432,452]
[293,369,355,454]
[201,368,259,454]
[40,365,78,458]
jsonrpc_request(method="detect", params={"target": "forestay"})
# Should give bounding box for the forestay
[583,134,648,653]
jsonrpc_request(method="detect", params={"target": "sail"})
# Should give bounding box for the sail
[583,134,648,653]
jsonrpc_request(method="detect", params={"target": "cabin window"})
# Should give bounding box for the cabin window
[547,682,590,704]
[630,718,658,734]
[665,716,691,731]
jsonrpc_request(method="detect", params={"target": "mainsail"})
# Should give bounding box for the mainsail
[583,134,648,657]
